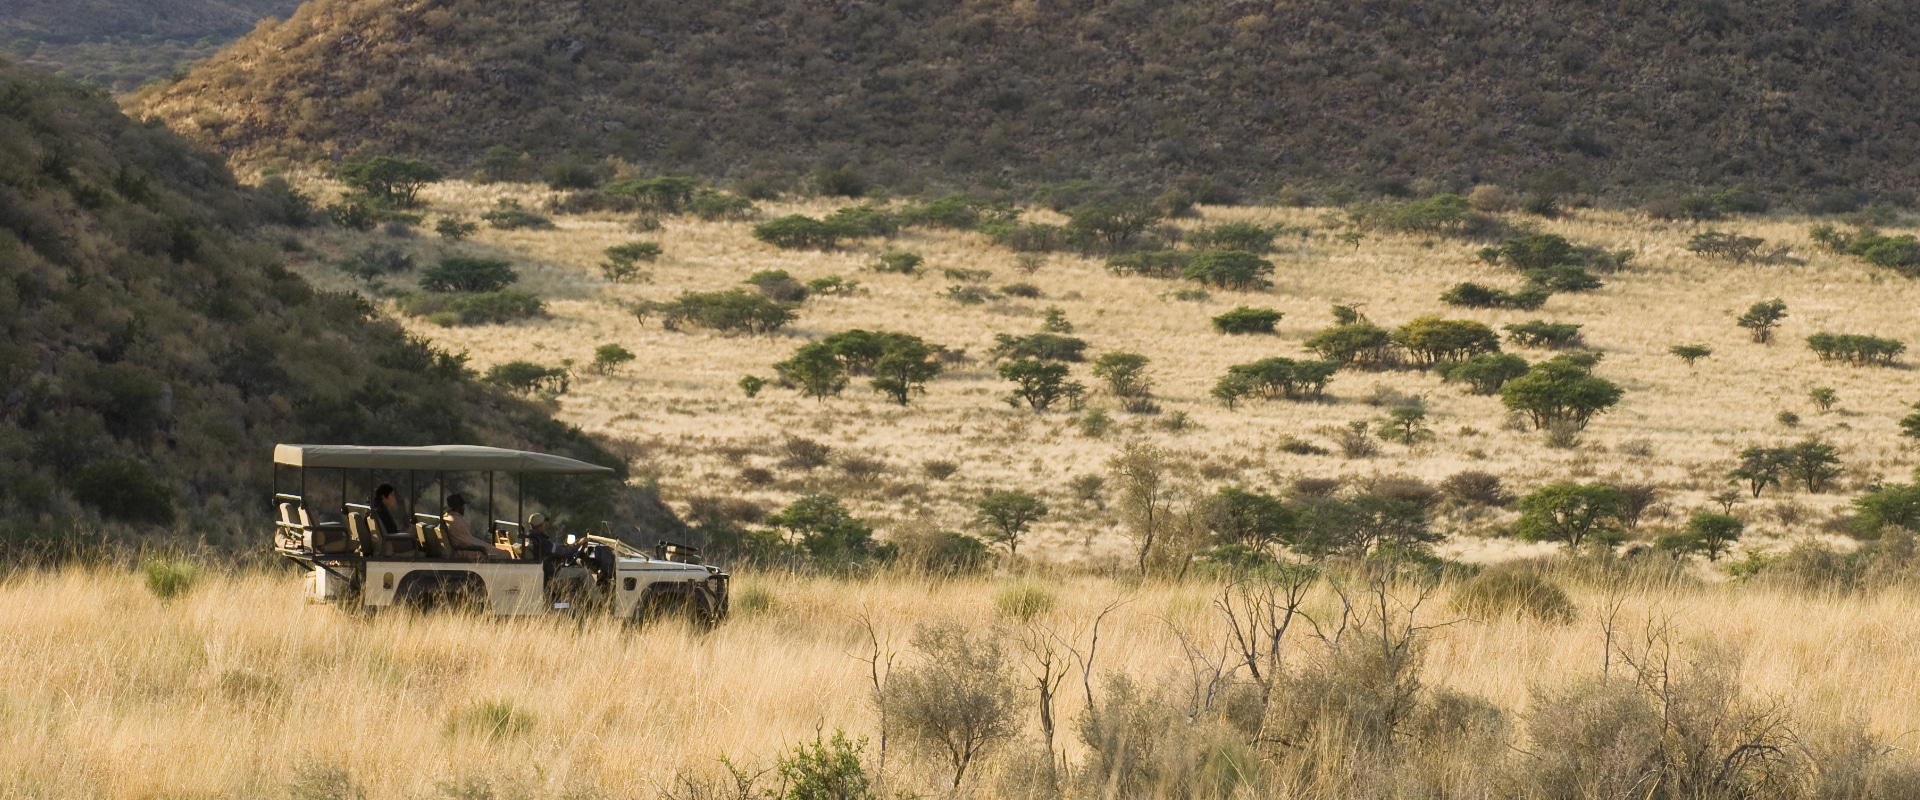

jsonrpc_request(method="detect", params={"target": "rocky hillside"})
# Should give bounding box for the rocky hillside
[0,58,670,557]
[140,0,1920,199]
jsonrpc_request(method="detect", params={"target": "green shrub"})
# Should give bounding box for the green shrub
[325,195,383,231]
[484,361,569,395]
[775,343,848,400]
[142,557,202,599]
[1305,322,1398,368]
[1181,250,1273,291]
[648,290,796,334]
[1669,344,1713,366]
[990,332,1087,362]
[337,156,441,207]
[738,375,767,398]
[480,199,555,230]
[687,188,757,221]
[746,269,811,302]
[1448,567,1576,623]
[992,579,1056,620]
[814,167,869,198]
[1091,352,1152,398]
[873,251,923,274]
[777,730,874,800]
[543,157,603,190]
[981,221,1065,252]
[600,176,698,213]
[753,215,842,249]
[475,146,530,182]
[1392,316,1500,364]
[1441,282,1550,310]
[339,245,415,285]
[1711,187,1771,214]
[1686,230,1766,262]
[1807,333,1905,366]
[1501,354,1621,431]
[1064,199,1162,252]
[824,203,898,238]
[1358,193,1477,235]
[419,257,517,293]
[1852,483,1920,537]
[1737,298,1788,343]
[999,359,1084,411]
[590,344,635,375]
[1187,221,1278,252]
[1503,320,1583,348]
[900,194,1015,230]
[398,291,545,325]
[601,241,661,283]
[434,217,478,240]
[1104,249,1190,278]
[1436,353,1530,395]
[67,459,174,525]
[1211,306,1283,334]
[1221,357,1338,402]
[976,492,1049,555]
[1524,265,1603,292]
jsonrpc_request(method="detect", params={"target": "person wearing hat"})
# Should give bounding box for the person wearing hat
[524,512,555,558]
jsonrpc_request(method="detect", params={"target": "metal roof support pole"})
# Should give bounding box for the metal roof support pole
[487,471,495,541]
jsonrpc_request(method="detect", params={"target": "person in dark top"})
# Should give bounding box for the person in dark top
[371,484,402,536]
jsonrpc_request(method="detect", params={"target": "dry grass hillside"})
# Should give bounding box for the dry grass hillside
[0,0,302,91]
[140,0,1920,197]
[279,178,1920,567]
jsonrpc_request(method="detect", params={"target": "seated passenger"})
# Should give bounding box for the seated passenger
[524,512,556,560]
[371,484,402,536]
[443,494,511,560]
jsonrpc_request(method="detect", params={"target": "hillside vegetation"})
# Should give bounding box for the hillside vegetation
[0,0,301,91]
[0,59,663,556]
[144,0,1920,198]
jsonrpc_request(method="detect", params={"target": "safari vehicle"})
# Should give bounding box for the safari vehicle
[271,443,728,623]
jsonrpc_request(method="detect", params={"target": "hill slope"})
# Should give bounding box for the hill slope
[1,0,303,91]
[0,58,669,556]
[142,0,1920,197]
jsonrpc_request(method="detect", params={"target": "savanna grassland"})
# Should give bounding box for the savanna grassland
[6,563,1919,799]
[280,177,1920,567]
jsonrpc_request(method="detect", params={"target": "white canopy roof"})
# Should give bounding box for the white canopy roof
[273,444,616,475]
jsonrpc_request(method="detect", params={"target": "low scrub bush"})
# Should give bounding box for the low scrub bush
[1181,250,1273,291]
[484,361,569,395]
[1305,321,1398,368]
[1686,230,1767,263]
[480,199,554,230]
[142,557,203,599]
[990,332,1087,362]
[687,188,757,221]
[1104,249,1190,278]
[1439,470,1512,506]
[397,291,545,326]
[981,220,1065,252]
[419,257,517,293]
[872,251,922,274]
[1504,320,1584,348]
[1449,566,1577,623]
[746,269,810,302]
[1187,221,1279,252]
[753,214,843,249]
[1807,333,1905,366]
[1393,316,1500,364]
[1217,358,1338,403]
[646,290,796,334]
[1437,353,1530,395]
[1441,282,1549,310]
[1211,306,1282,334]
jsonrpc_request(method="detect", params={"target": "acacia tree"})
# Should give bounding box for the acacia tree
[871,338,943,405]
[1728,446,1788,497]
[1500,354,1622,431]
[1683,512,1744,561]
[1737,299,1788,343]
[1110,441,1175,575]
[1091,352,1152,399]
[999,359,1083,411]
[974,491,1049,555]
[336,156,442,207]
[1782,439,1842,493]
[1514,483,1628,549]
[775,343,848,400]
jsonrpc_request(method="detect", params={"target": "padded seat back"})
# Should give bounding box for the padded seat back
[418,522,449,559]
[347,512,377,556]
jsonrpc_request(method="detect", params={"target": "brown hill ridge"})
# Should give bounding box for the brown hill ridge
[141,0,1920,197]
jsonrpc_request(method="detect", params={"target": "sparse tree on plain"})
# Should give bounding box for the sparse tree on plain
[1669,344,1712,367]
[1091,352,1152,399]
[975,491,1049,555]
[1000,359,1083,412]
[1110,441,1176,575]
[775,343,849,400]
[1499,354,1622,432]
[1514,482,1628,550]
[589,344,634,374]
[1737,299,1787,343]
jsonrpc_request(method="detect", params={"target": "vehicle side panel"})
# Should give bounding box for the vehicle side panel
[613,566,711,618]
[357,561,547,615]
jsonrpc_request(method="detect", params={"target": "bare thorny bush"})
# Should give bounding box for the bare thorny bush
[660,575,1920,800]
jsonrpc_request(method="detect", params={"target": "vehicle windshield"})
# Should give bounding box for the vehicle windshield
[584,535,647,559]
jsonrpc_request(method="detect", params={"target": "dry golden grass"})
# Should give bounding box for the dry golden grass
[279,178,1920,567]
[4,567,1916,798]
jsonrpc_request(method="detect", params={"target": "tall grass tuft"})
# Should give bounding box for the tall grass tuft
[141,557,202,600]
[444,700,535,741]
[1448,566,1577,624]
[992,578,1055,621]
